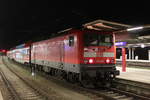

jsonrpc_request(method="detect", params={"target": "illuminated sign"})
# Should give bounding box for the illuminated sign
[115,42,127,46]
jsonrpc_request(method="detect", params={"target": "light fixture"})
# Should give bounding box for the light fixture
[106,59,110,63]
[127,26,143,31]
[141,44,145,48]
[89,59,94,64]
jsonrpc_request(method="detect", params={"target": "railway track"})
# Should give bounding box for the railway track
[70,85,150,100]
[0,66,21,100]
[33,69,150,99]
[0,58,49,100]
[4,57,150,100]
[29,68,150,100]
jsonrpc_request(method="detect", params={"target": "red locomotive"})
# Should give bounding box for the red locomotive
[7,29,119,86]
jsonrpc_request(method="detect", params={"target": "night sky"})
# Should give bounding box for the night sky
[0,1,150,49]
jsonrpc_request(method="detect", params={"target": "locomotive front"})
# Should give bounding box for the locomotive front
[80,31,119,83]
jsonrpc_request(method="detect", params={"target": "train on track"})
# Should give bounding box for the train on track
[7,29,119,86]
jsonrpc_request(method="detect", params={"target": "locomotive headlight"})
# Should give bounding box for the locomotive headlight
[89,59,94,64]
[106,59,110,63]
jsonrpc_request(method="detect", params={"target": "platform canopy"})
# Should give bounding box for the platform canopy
[82,19,134,42]
[82,19,150,47]
[82,19,132,32]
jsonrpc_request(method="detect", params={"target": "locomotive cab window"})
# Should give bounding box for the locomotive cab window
[84,33,113,46]
[69,36,74,46]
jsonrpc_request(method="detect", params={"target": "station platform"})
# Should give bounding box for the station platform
[116,66,150,84]
[116,59,150,62]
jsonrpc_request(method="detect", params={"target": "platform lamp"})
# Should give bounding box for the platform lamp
[126,26,144,31]
[127,26,146,49]
[113,26,144,34]
[141,44,145,48]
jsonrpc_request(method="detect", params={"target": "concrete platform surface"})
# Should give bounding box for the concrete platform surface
[117,66,150,84]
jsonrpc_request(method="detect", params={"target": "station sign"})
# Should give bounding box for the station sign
[115,42,127,46]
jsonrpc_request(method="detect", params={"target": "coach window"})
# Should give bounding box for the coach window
[27,49,29,54]
[69,36,74,46]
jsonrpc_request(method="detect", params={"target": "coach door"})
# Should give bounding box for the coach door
[60,42,65,69]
